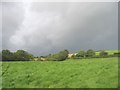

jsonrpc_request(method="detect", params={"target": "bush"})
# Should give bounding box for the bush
[86,49,95,58]
[99,50,108,58]
[47,50,69,61]
[14,50,34,61]
[76,50,86,58]
[2,49,34,61]
[113,52,120,57]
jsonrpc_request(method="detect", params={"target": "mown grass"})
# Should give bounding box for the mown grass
[2,57,118,88]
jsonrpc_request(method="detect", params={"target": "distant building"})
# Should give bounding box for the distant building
[41,57,46,61]
[68,53,77,58]
[34,58,39,61]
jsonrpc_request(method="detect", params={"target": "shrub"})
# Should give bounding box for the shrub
[113,52,120,57]
[47,50,69,61]
[2,50,14,61]
[76,50,86,58]
[99,50,108,58]
[14,50,34,61]
[86,49,95,58]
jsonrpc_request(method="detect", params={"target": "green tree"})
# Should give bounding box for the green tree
[14,50,33,61]
[99,50,108,58]
[2,50,14,61]
[57,50,69,61]
[47,50,69,61]
[0,52,2,61]
[113,52,120,57]
[76,50,86,58]
[86,49,95,58]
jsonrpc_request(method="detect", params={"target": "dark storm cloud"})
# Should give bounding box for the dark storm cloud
[2,2,118,56]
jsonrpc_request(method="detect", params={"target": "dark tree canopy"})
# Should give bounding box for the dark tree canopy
[86,49,95,58]
[1,49,118,61]
[76,50,86,58]
[2,49,33,61]
[47,50,69,61]
[14,50,34,61]
[2,50,14,61]
[99,50,108,57]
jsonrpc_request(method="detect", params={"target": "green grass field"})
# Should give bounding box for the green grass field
[2,57,118,88]
[95,50,119,56]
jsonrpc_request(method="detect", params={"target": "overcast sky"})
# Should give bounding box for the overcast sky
[1,2,118,56]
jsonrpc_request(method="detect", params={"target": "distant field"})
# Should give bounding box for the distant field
[2,57,118,88]
[95,50,119,56]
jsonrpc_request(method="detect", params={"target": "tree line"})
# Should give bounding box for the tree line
[0,49,120,61]
[71,50,118,59]
[1,50,33,61]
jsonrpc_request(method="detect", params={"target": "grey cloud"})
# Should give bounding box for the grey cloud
[2,2,118,56]
[2,2,25,50]
[0,2,2,51]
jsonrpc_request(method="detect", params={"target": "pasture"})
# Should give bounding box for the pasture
[95,50,119,56]
[2,57,118,88]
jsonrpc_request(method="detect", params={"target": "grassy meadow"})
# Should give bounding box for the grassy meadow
[2,57,118,88]
[95,50,119,56]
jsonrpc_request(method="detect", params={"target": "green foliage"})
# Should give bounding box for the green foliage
[56,50,69,61]
[86,49,95,58]
[1,49,119,61]
[2,50,14,61]
[76,50,86,58]
[99,50,108,58]
[2,57,118,88]
[2,49,33,61]
[95,50,119,56]
[47,50,69,61]
[105,50,119,55]
[113,52,120,57]
[14,50,34,61]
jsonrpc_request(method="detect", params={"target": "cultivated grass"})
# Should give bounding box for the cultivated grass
[2,57,118,88]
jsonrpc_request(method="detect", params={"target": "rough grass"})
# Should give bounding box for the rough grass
[2,57,118,88]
